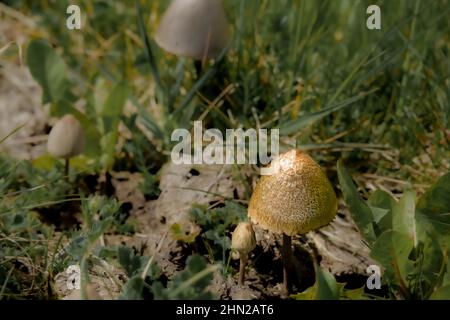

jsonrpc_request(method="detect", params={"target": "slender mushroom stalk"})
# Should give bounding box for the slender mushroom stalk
[282,234,294,293]
[155,0,231,68]
[64,158,70,177]
[231,222,256,286]
[248,150,338,295]
[47,114,85,181]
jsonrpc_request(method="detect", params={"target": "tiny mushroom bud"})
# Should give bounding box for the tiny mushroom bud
[248,149,337,294]
[231,221,256,286]
[155,0,231,61]
[47,114,85,177]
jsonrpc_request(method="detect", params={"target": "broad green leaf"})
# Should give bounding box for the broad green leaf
[81,124,102,158]
[371,231,413,286]
[429,285,450,300]
[392,190,417,247]
[368,190,396,210]
[368,190,395,234]
[443,257,450,287]
[416,173,450,237]
[369,206,389,224]
[315,265,340,300]
[419,234,444,298]
[27,39,67,104]
[101,83,128,119]
[337,160,376,245]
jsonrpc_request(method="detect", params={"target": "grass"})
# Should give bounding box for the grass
[0,0,449,300]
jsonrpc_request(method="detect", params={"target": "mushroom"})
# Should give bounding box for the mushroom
[47,114,85,178]
[231,222,256,286]
[155,0,231,73]
[248,149,337,294]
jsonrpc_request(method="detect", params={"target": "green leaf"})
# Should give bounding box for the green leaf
[101,83,128,119]
[429,285,450,300]
[418,234,444,298]
[119,276,144,300]
[315,265,340,300]
[368,190,396,235]
[291,286,316,300]
[27,39,67,104]
[153,255,216,300]
[443,257,450,287]
[371,231,413,286]
[101,83,128,169]
[392,190,418,247]
[292,272,366,300]
[118,246,143,277]
[50,99,75,117]
[416,173,450,237]
[337,160,376,245]
[32,155,58,170]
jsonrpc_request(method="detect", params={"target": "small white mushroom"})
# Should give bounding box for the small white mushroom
[155,0,231,61]
[231,222,256,285]
[47,114,85,176]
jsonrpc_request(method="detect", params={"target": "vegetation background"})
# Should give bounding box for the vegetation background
[0,0,449,300]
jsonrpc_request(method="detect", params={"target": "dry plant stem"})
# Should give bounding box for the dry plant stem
[282,233,294,295]
[64,158,70,182]
[238,255,248,285]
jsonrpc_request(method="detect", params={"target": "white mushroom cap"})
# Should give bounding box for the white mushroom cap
[231,222,256,256]
[155,0,231,60]
[47,114,85,159]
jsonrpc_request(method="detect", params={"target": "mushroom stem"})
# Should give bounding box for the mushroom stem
[64,158,70,182]
[238,255,248,285]
[281,233,294,295]
[194,60,203,78]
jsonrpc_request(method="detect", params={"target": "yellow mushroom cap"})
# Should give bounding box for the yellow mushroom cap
[155,0,230,60]
[231,222,256,255]
[47,114,85,159]
[248,149,337,236]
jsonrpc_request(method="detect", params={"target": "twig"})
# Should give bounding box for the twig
[141,231,168,280]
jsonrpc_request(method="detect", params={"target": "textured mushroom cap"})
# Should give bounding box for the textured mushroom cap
[248,150,337,236]
[155,0,230,60]
[231,222,256,255]
[47,114,85,159]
